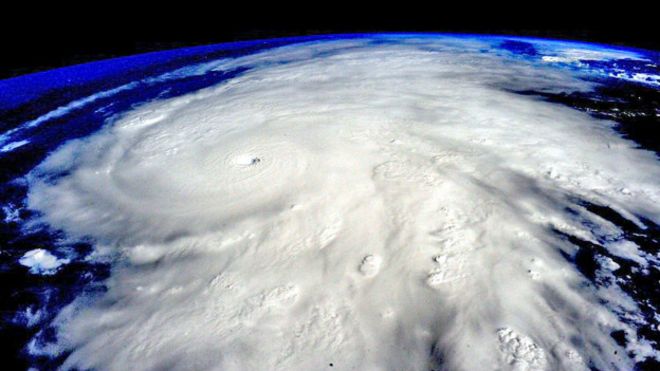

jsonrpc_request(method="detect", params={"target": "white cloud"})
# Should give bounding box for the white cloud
[24,36,659,370]
[19,249,69,275]
[0,139,29,152]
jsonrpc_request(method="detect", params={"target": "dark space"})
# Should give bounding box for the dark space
[2,4,658,79]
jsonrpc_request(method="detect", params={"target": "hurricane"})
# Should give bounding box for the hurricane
[1,34,658,370]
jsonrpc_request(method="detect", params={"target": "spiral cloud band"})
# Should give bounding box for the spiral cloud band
[25,36,659,370]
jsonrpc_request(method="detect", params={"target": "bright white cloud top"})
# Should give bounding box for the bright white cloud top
[19,249,69,275]
[20,35,660,370]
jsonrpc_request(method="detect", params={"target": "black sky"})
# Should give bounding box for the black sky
[2,5,657,79]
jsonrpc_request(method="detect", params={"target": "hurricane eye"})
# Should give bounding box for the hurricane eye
[233,154,261,166]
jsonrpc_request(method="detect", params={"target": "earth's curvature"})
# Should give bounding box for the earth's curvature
[0,34,659,370]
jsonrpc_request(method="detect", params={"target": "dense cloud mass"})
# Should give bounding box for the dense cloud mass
[24,36,659,370]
